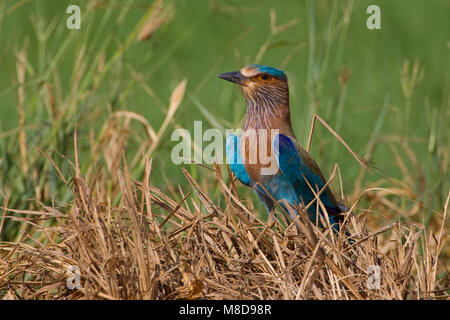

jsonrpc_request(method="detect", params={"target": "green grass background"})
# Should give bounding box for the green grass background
[0,0,448,240]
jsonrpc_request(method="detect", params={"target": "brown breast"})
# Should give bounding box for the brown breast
[241,129,279,183]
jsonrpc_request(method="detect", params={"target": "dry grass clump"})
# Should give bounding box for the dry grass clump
[0,152,448,299]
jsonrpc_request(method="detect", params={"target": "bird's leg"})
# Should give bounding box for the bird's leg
[306,113,368,168]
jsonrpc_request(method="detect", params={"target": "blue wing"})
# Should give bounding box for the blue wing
[226,134,253,187]
[273,133,341,215]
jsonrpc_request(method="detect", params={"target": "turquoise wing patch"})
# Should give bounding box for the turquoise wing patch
[272,133,333,207]
[226,134,254,187]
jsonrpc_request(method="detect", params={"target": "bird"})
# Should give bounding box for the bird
[219,64,349,237]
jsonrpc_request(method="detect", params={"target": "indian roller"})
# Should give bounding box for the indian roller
[219,64,349,236]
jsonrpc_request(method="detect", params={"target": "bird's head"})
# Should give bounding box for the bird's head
[218,64,289,107]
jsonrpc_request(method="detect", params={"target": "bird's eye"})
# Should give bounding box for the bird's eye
[260,73,269,80]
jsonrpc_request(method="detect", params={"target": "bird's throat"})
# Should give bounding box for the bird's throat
[243,101,292,133]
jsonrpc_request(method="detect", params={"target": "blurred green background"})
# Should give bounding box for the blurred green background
[0,0,448,240]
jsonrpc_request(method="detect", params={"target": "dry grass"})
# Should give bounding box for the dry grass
[0,132,448,299]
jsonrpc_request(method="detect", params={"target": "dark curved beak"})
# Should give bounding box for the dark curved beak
[218,71,247,85]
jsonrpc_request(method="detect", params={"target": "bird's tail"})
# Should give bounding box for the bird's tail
[328,214,355,245]
[285,201,355,245]
[307,203,355,245]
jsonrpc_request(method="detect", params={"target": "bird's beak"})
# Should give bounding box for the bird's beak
[218,71,247,86]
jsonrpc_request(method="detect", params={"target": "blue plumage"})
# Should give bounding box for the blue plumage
[225,134,253,187]
[273,133,335,208]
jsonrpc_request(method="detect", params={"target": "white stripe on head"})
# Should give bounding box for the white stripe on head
[240,65,260,78]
